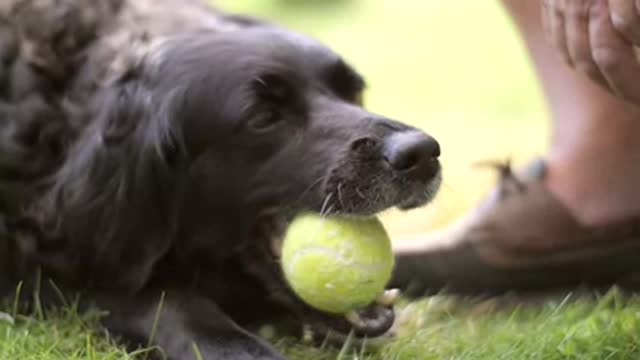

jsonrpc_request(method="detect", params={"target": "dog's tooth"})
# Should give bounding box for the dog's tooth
[376,289,401,306]
[345,311,366,328]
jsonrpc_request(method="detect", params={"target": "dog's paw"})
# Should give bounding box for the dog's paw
[344,302,395,337]
[307,295,397,339]
[338,288,399,337]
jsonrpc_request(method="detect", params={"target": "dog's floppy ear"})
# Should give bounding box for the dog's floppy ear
[35,78,186,292]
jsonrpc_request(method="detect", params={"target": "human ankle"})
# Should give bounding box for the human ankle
[545,117,640,225]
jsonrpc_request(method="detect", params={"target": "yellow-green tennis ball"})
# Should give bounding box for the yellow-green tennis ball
[281,213,394,314]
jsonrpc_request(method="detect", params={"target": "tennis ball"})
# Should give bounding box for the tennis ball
[281,213,394,314]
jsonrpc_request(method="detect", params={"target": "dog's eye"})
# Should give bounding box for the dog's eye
[246,110,282,132]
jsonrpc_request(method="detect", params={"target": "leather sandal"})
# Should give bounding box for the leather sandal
[391,158,640,295]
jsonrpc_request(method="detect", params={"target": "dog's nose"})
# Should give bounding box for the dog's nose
[383,131,440,175]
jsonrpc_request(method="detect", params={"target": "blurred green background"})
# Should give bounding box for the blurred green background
[218,0,550,240]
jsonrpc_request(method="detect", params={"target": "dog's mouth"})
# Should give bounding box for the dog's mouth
[251,207,399,337]
[251,156,443,260]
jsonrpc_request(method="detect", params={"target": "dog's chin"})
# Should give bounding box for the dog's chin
[321,167,443,216]
[396,170,442,210]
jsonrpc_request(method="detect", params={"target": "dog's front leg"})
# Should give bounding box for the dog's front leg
[99,291,286,360]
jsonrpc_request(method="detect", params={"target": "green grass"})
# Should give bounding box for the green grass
[4,289,640,359]
[276,289,640,360]
[0,307,138,360]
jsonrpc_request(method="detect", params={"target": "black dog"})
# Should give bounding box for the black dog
[0,1,441,359]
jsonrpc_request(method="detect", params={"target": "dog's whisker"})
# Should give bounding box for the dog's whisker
[253,76,267,87]
[320,193,336,218]
[295,176,326,205]
[321,205,335,218]
[320,192,333,215]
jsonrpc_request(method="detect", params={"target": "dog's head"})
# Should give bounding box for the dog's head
[150,27,440,215]
[125,27,443,254]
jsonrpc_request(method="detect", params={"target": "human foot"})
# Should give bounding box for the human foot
[390,159,640,296]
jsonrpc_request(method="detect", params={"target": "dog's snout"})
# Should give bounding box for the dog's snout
[383,131,440,175]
